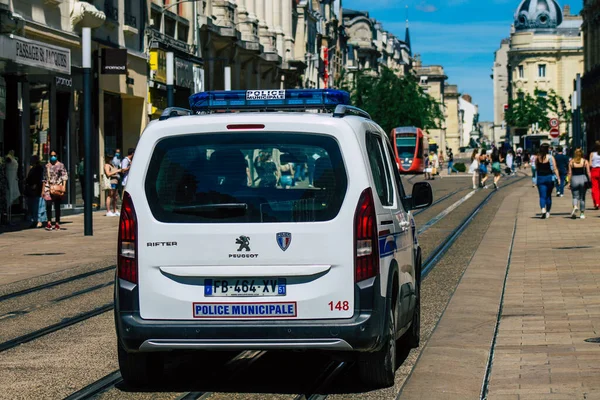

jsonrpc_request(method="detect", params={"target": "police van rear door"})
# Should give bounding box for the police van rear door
[135,123,360,321]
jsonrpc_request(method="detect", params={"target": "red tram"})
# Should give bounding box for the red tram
[389,127,429,174]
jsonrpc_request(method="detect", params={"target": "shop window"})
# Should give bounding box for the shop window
[151,9,161,30]
[177,23,189,42]
[165,16,176,38]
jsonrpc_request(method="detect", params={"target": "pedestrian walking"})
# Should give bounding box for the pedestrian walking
[590,141,600,209]
[530,153,537,187]
[469,149,479,189]
[438,151,444,173]
[120,148,134,193]
[103,154,121,217]
[424,152,432,180]
[506,149,514,176]
[113,148,123,200]
[447,149,458,174]
[535,144,560,219]
[567,148,591,219]
[491,147,504,190]
[432,151,440,178]
[77,157,85,201]
[24,155,44,228]
[478,149,489,188]
[522,150,529,169]
[43,151,68,230]
[554,146,570,197]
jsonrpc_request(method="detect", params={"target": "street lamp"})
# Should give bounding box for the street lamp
[82,27,93,236]
[166,52,174,107]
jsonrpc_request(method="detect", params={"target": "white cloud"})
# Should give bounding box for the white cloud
[415,2,438,13]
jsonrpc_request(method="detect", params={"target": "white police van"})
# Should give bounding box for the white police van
[115,89,433,388]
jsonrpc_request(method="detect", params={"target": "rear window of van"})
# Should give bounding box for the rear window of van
[144,133,348,223]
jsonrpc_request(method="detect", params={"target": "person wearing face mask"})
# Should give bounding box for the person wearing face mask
[43,151,68,230]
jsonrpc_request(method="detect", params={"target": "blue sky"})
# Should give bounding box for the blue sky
[342,0,582,121]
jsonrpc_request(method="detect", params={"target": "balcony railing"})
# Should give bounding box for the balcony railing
[125,13,137,28]
[104,1,119,23]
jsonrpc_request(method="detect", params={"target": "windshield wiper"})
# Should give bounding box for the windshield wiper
[172,203,248,215]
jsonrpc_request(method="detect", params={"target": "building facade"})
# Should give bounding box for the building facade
[582,0,600,148]
[0,0,110,209]
[415,60,448,153]
[444,84,460,154]
[459,95,479,148]
[507,0,584,143]
[492,38,509,145]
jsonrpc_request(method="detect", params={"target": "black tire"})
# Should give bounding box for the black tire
[404,255,421,349]
[358,296,397,388]
[117,340,164,387]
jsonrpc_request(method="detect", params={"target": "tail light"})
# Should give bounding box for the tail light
[354,188,379,282]
[118,192,138,284]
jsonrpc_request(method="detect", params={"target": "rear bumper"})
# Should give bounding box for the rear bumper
[115,276,386,353]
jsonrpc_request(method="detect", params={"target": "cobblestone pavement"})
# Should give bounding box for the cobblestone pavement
[400,186,600,400]
[0,212,118,287]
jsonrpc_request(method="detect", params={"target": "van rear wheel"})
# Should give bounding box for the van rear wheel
[358,298,396,388]
[118,340,164,387]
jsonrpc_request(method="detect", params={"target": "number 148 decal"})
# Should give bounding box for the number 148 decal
[328,301,350,311]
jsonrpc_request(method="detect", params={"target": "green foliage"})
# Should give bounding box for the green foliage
[338,67,445,134]
[453,162,467,173]
[505,88,571,131]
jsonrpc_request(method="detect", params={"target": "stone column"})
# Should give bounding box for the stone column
[282,0,294,60]
[256,0,274,52]
[273,0,284,58]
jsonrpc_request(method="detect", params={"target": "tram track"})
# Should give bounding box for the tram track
[271,175,528,400]
[0,265,115,302]
[2,175,527,399]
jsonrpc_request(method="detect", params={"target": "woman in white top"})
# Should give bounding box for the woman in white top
[469,149,479,189]
[506,150,514,175]
[590,141,600,209]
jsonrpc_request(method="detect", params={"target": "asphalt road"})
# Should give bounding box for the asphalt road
[0,172,527,400]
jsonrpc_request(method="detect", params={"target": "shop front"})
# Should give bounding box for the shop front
[0,34,81,215]
[97,46,147,206]
[148,39,202,120]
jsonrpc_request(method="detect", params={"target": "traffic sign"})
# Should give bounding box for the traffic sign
[550,118,559,128]
[549,127,560,138]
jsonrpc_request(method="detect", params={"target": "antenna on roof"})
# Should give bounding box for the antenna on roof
[406,5,409,28]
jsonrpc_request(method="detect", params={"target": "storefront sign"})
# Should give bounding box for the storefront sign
[56,76,72,88]
[101,48,127,74]
[150,49,167,83]
[0,77,6,120]
[176,58,194,89]
[148,28,190,54]
[1,35,71,75]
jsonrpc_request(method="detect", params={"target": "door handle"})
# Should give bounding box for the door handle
[381,220,394,226]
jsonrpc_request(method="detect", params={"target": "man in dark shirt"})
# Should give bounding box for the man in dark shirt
[554,145,570,197]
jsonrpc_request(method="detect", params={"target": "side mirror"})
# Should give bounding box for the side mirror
[409,181,433,210]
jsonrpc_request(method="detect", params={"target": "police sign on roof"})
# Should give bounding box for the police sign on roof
[246,90,286,100]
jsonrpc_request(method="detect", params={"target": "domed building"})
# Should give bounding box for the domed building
[503,1,584,145]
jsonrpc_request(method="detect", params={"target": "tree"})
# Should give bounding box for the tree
[337,67,445,134]
[505,88,570,131]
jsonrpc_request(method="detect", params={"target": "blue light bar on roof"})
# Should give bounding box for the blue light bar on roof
[189,89,351,113]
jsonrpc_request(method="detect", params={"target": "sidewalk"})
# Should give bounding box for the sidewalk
[0,212,118,286]
[400,183,600,399]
